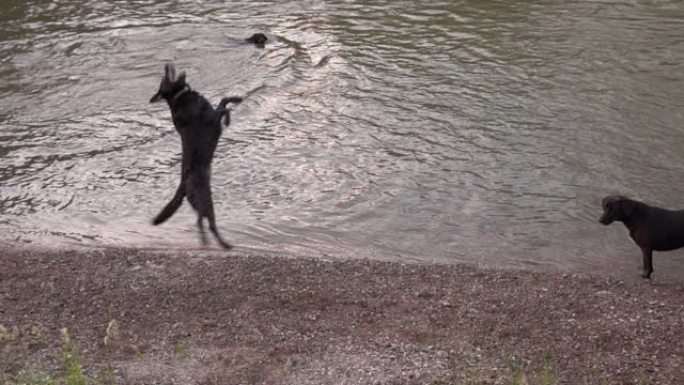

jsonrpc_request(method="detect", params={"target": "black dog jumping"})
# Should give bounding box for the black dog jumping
[150,63,242,249]
[599,195,684,278]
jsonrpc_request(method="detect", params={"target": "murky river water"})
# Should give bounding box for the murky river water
[2,0,684,278]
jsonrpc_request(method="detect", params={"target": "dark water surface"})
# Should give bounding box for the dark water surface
[2,0,684,279]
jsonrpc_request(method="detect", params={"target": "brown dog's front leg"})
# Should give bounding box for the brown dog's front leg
[640,247,653,279]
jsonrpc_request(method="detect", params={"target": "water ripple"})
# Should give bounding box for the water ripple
[2,0,684,279]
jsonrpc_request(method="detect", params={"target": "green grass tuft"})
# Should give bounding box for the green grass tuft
[540,357,557,385]
[1,326,116,385]
[14,369,56,385]
[59,329,88,385]
[175,343,188,358]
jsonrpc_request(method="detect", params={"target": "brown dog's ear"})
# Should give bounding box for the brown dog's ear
[601,196,613,211]
[602,195,624,211]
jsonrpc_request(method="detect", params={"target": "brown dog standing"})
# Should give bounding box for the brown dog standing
[599,195,684,278]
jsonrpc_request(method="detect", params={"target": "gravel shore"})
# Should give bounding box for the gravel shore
[1,247,683,384]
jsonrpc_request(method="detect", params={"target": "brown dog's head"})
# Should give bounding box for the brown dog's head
[599,195,636,225]
[150,63,187,103]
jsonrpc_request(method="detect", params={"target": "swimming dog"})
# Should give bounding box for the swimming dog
[150,63,242,249]
[245,33,267,48]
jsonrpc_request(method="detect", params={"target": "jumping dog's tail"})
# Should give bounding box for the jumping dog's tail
[217,96,243,126]
[153,182,185,225]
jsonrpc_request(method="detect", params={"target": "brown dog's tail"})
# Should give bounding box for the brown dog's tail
[217,96,243,126]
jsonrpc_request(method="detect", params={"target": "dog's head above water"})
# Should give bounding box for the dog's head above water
[599,195,636,225]
[245,33,267,48]
[150,63,188,103]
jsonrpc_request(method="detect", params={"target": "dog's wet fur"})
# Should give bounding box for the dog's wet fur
[245,33,267,48]
[600,195,684,278]
[150,63,242,249]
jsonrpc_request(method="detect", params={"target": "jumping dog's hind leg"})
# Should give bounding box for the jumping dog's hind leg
[187,172,232,250]
[207,210,232,250]
[197,216,208,245]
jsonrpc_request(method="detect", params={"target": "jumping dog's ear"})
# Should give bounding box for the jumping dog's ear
[165,63,176,81]
[149,67,163,103]
[150,64,171,103]
[177,71,186,85]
